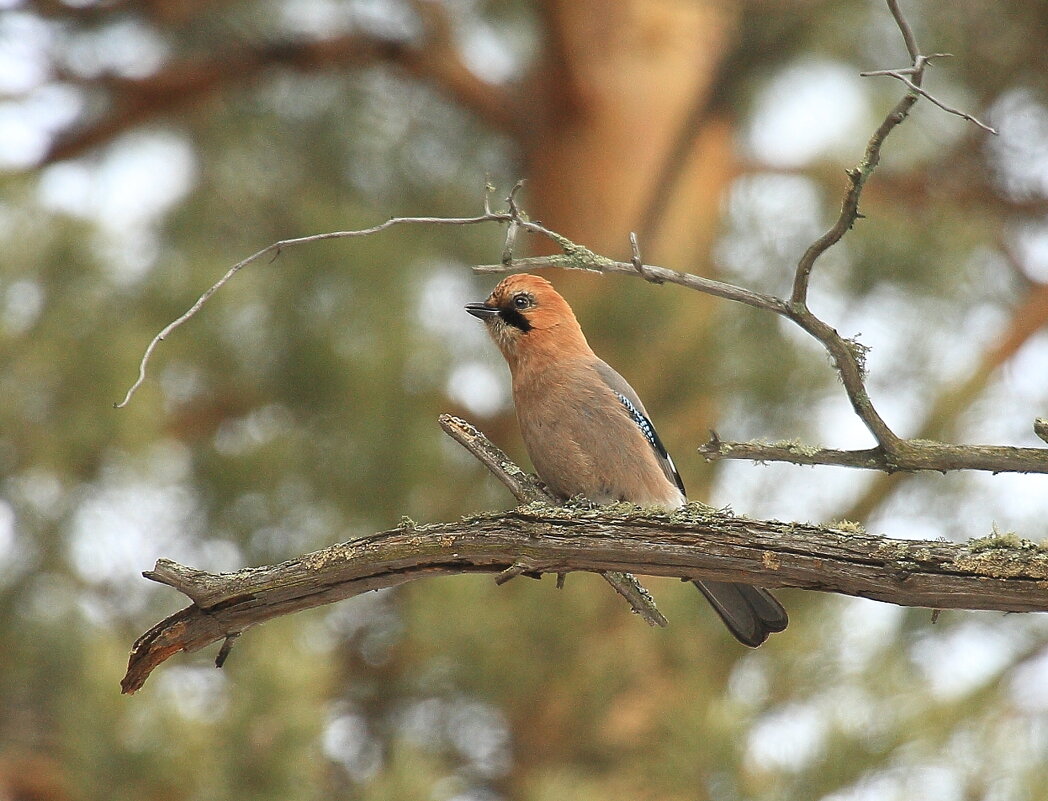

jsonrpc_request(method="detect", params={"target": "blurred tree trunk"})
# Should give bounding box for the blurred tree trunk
[511,0,740,791]
[518,0,738,498]
[526,0,738,266]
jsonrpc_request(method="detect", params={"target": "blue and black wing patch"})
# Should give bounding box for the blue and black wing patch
[614,392,687,497]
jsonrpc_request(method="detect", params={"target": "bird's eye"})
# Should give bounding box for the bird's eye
[513,294,531,310]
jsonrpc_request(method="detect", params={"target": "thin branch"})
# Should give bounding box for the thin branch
[127,194,787,408]
[790,90,919,309]
[886,0,920,62]
[790,311,902,452]
[214,633,240,669]
[600,572,669,628]
[122,504,1048,693]
[115,213,507,408]
[842,278,1048,519]
[501,220,520,265]
[702,280,1048,478]
[859,54,953,79]
[790,3,996,310]
[475,256,790,316]
[859,68,998,134]
[780,0,997,456]
[438,414,549,503]
[438,414,668,626]
[495,561,543,584]
[699,435,1048,475]
[699,433,887,470]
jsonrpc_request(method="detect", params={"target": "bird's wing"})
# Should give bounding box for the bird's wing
[594,362,788,646]
[593,360,686,498]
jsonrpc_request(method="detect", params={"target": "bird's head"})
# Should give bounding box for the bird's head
[465,273,588,365]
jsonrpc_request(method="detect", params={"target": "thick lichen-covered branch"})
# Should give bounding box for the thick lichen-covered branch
[122,503,1048,694]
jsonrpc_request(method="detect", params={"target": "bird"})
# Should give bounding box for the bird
[465,273,787,647]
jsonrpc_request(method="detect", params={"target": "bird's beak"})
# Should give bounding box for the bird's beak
[465,302,500,320]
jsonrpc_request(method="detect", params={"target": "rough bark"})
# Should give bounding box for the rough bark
[123,504,1048,694]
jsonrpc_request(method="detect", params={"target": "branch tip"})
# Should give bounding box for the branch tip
[502,220,520,264]
[506,179,526,212]
[1034,418,1048,445]
[117,211,514,408]
[215,632,240,668]
[628,231,663,284]
[496,561,541,584]
[483,178,496,215]
[601,571,669,627]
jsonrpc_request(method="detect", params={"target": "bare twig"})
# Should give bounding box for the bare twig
[859,54,952,79]
[859,68,998,134]
[506,179,526,215]
[122,505,1048,693]
[438,414,549,503]
[118,192,788,409]
[476,255,790,316]
[630,231,644,276]
[790,86,921,307]
[629,231,663,284]
[791,311,902,453]
[214,633,240,668]
[776,0,996,457]
[886,0,919,62]
[483,179,495,216]
[115,213,508,408]
[501,220,520,265]
[600,572,669,627]
[792,7,991,308]
[495,561,543,584]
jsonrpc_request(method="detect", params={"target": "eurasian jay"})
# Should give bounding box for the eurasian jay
[466,273,787,647]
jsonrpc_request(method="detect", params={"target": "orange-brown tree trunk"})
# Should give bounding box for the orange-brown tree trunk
[504,2,741,793]
[525,0,738,267]
[518,0,740,491]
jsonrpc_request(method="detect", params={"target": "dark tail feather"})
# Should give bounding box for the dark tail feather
[693,580,788,647]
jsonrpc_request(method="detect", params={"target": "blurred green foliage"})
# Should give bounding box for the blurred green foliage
[1,1,1047,800]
